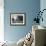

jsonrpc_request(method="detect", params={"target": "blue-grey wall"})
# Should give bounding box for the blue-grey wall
[40,0,46,27]
[4,0,40,42]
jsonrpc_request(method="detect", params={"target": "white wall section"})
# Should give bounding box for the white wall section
[0,0,4,42]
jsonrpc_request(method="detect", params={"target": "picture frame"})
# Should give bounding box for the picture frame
[10,13,26,26]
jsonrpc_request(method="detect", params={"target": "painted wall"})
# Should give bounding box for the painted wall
[40,0,46,27]
[4,0,40,42]
[0,0,4,42]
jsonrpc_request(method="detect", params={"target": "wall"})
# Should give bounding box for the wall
[0,0,4,42]
[40,0,46,27]
[4,0,40,42]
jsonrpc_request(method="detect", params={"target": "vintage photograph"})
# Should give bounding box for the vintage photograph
[10,13,26,26]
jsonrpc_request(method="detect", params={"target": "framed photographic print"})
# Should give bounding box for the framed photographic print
[10,13,26,26]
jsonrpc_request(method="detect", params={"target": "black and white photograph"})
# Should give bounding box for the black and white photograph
[10,13,26,26]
